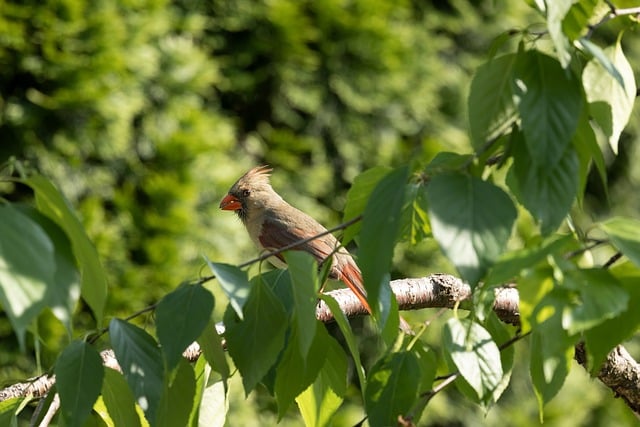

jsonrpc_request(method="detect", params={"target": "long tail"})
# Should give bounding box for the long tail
[338,261,372,313]
[339,261,414,335]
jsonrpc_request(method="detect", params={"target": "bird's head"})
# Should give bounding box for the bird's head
[219,165,277,221]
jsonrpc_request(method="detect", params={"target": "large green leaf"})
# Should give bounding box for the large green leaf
[274,323,330,418]
[583,269,640,375]
[295,338,347,427]
[0,205,54,348]
[427,173,516,285]
[572,103,607,203]
[529,292,578,420]
[398,181,431,245]
[206,261,250,320]
[156,283,214,371]
[601,217,640,267]
[562,0,598,40]
[561,269,628,335]
[359,166,408,320]
[110,319,164,425]
[342,166,392,245]
[284,251,320,358]
[512,50,583,167]
[55,341,104,427]
[223,278,288,395]
[507,133,579,235]
[101,368,141,427]
[319,294,366,391]
[197,319,230,381]
[16,206,80,336]
[0,397,20,427]
[22,175,107,324]
[365,350,422,427]
[442,318,503,404]
[583,37,636,154]
[157,358,196,427]
[468,53,518,147]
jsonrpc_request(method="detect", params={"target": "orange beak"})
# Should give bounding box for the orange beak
[220,194,242,211]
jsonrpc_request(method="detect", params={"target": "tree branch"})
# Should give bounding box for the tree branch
[2,273,639,417]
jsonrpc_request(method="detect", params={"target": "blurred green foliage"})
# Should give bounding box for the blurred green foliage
[1,0,640,425]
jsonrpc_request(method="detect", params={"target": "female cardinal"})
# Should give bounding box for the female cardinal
[219,165,372,312]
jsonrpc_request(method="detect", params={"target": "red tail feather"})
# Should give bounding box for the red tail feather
[338,261,372,313]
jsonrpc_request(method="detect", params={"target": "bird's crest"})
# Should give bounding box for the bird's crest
[239,165,273,186]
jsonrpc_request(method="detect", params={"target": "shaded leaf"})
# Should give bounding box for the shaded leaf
[507,132,579,235]
[22,175,107,324]
[157,358,196,427]
[156,283,214,371]
[427,173,516,285]
[0,205,53,349]
[468,54,518,146]
[342,166,392,245]
[223,278,288,395]
[601,217,640,267]
[55,341,104,427]
[512,50,583,167]
[110,319,164,425]
[101,368,141,427]
[207,260,250,320]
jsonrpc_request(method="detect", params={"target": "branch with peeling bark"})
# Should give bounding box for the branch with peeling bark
[1,274,640,417]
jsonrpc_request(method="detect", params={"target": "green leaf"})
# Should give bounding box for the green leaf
[319,294,366,391]
[561,269,628,335]
[572,103,607,203]
[578,38,625,89]
[507,132,579,235]
[0,205,53,349]
[22,175,107,324]
[207,261,250,320]
[284,251,320,358]
[110,319,164,425]
[365,350,422,427]
[156,283,214,371]
[484,313,514,407]
[197,320,230,382]
[582,37,636,154]
[16,206,80,336]
[529,292,578,420]
[55,341,104,427]
[546,0,573,67]
[296,339,347,427]
[101,368,141,427]
[443,318,504,404]
[223,278,288,395]
[359,166,408,319]
[601,217,640,267]
[274,324,329,418]
[157,358,196,427]
[427,173,516,285]
[485,235,573,286]
[562,0,598,40]
[584,270,640,374]
[398,181,431,245]
[0,397,20,427]
[197,376,228,427]
[468,53,518,147]
[342,166,392,245]
[512,50,583,167]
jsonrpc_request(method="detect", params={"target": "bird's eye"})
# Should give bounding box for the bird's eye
[242,189,251,198]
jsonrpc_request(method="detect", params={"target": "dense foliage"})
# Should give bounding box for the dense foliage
[1,0,640,425]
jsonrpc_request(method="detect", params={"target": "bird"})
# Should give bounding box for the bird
[219,165,412,334]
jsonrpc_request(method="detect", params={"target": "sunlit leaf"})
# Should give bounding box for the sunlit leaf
[101,368,141,427]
